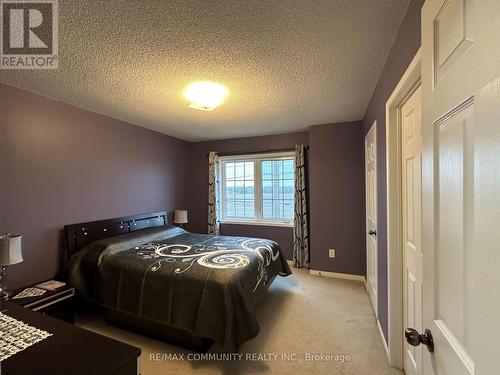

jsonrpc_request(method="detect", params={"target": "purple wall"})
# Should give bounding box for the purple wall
[361,0,424,341]
[0,84,365,287]
[186,132,309,260]
[309,121,365,275]
[0,83,190,288]
[187,122,365,273]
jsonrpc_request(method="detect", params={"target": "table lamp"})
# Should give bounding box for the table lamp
[174,210,188,229]
[0,234,23,300]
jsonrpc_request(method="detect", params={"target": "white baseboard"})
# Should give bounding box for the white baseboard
[377,319,390,359]
[309,269,365,282]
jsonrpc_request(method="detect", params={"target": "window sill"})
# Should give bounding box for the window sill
[220,220,294,228]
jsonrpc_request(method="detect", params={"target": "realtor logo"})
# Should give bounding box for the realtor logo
[1,0,58,69]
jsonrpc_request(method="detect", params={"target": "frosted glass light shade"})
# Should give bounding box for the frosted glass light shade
[184,82,228,111]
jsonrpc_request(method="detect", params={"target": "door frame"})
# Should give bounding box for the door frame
[365,121,378,319]
[385,47,421,369]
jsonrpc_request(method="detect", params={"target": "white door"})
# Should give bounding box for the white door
[365,122,377,315]
[401,85,423,375]
[419,1,500,374]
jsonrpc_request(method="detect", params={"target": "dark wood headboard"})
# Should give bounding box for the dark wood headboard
[64,211,167,262]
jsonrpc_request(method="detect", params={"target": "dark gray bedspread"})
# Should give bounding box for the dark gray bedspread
[67,226,291,350]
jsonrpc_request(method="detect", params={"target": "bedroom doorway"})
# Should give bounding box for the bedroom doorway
[400,85,422,375]
[365,121,377,316]
[386,48,421,369]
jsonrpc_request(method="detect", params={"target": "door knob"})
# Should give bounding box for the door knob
[405,328,434,353]
[368,230,377,236]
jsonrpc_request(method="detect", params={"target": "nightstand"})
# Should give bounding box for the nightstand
[10,282,75,323]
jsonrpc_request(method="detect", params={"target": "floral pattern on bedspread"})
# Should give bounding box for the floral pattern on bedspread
[136,237,281,292]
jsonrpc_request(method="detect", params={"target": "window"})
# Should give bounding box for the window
[220,152,295,226]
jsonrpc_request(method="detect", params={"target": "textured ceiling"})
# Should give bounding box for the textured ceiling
[0,0,409,141]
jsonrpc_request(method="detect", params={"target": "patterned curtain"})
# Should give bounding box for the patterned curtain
[208,151,221,235]
[293,144,310,268]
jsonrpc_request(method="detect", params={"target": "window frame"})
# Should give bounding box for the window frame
[219,152,295,227]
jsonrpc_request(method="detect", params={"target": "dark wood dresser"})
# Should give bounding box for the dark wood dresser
[0,302,141,375]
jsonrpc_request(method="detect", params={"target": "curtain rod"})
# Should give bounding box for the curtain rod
[206,145,309,158]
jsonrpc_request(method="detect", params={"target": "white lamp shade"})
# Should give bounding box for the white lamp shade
[0,235,23,266]
[174,210,188,224]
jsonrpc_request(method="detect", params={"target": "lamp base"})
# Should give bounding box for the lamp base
[0,265,9,301]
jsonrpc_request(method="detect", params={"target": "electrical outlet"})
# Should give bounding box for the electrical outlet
[329,248,336,258]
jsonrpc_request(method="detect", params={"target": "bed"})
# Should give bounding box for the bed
[64,211,291,351]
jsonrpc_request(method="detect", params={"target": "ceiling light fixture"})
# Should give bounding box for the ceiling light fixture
[184,81,228,111]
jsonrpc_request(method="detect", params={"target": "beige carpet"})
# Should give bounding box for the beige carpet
[76,268,403,375]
